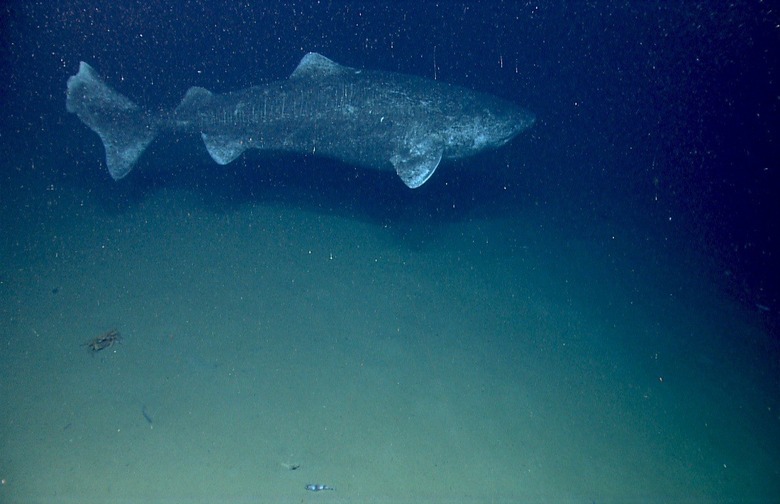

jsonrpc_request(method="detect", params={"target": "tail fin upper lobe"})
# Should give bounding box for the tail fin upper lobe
[66,62,158,180]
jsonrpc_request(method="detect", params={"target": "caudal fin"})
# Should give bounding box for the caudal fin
[66,62,158,180]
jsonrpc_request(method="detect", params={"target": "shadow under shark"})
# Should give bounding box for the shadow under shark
[66,52,535,188]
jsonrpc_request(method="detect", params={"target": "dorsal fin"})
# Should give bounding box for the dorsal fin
[290,52,353,79]
[175,86,213,116]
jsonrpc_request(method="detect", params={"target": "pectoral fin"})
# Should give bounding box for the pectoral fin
[391,142,443,189]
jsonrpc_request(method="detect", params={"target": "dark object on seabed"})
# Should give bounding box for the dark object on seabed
[142,405,154,425]
[306,484,335,491]
[82,329,121,352]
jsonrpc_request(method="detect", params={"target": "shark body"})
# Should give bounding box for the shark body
[66,53,534,188]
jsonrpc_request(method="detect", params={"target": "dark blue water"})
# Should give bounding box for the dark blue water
[3,2,776,322]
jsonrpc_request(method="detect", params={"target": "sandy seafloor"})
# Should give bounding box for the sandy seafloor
[1,173,778,503]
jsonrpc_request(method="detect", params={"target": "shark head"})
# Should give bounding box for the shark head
[443,98,535,159]
[498,106,536,147]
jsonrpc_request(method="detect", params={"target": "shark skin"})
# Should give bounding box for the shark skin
[66,52,535,188]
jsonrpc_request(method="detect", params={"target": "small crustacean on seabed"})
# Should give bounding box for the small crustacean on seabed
[82,329,121,353]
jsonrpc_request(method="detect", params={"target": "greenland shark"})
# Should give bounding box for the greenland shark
[66,52,535,188]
